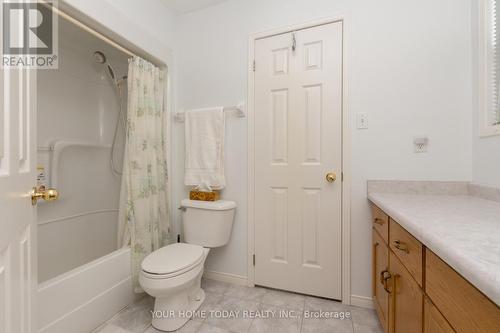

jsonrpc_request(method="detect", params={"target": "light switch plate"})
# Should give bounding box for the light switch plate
[356,113,368,129]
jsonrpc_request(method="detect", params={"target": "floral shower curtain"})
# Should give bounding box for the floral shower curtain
[120,57,170,292]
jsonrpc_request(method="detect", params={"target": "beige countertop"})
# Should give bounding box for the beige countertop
[367,181,500,306]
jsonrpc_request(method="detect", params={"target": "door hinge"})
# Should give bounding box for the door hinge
[253,254,256,266]
[253,60,256,72]
[341,172,344,181]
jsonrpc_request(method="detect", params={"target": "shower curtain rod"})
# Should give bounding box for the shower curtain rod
[42,2,138,59]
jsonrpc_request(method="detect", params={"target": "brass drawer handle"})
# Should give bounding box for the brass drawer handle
[394,240,409,254]
[391,273,400,330]
[381,270,392,293]
[379,269,386,284]
[374,217,385,225]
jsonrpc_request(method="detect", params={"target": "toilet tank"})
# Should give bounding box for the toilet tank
[181,199,236,248]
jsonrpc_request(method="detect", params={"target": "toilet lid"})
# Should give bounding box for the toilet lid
[141,243,204,275]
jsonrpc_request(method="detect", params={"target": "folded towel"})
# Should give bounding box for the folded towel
[184,107,225,190]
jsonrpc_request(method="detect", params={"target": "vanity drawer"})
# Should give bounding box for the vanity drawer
[426,250,500,333]
[372,205,389,243]
[389,220,423,286]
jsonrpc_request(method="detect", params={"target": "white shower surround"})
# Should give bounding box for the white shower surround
[36,35,133,333]
[36,13,131,333]
[37,38,128,283]
[36,2,174,332]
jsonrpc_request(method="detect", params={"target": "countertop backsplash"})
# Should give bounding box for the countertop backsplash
[367,180,500,202]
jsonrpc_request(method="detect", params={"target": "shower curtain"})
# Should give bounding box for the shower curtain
[118,57,170,292]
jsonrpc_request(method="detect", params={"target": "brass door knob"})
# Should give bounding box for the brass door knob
[31,186,59,206]
[326,172,337,183]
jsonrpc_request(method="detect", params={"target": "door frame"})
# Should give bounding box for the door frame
[246,14,352,305]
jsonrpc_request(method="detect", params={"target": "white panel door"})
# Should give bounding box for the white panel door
[0,65,38,332]
[254,22,343,299]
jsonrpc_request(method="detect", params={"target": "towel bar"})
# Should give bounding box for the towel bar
[174,103,245,122]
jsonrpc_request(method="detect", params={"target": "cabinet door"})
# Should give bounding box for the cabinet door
[426,250,500,333]
[373,230,389,333]
[424,297,455,333]
[389,252,423,333]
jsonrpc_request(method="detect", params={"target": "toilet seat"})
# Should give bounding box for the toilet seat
[141,243,204,279]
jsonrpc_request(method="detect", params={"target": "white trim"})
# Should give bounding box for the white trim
[478,0,500,137]
[203,270,248,286]
[247,30,256,288]
[350,295,374,309]
[341,15,352,306]
[246,13,352,305]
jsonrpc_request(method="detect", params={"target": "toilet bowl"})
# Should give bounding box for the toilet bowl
[139,199,236,332]
[139,243,210,331]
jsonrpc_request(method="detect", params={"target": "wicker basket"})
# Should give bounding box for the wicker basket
[189,190,220,201]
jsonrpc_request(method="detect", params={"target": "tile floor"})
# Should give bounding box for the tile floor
[93,279,383,333]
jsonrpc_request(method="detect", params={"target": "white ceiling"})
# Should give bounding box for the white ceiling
[161,0,229,14]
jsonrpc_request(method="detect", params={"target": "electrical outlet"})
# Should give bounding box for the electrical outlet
[356,113,368,129]
[414,136,429,153]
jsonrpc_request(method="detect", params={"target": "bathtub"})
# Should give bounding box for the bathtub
[38,247,135,333]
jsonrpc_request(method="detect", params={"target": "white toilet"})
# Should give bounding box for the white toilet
[139,199,236,332]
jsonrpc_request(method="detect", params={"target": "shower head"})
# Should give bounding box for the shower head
[93,50,117,83]
[93,51,107,64]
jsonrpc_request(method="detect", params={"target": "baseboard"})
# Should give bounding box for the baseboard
[203,270,248,286]
[203,271,370,309]
[350,295,374,309]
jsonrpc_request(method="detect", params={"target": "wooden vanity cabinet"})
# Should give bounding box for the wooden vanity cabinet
[373,230,389,332]
[388,251,423,333]
[389,220,423,287]
[371,203,500,333]
[426,250,500,333]
[424,297,455,333]
[372,205,389,243]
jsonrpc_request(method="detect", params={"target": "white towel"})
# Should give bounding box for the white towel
[184,107,225,190]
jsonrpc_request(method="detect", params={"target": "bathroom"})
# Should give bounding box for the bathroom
[0,1,499,333]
